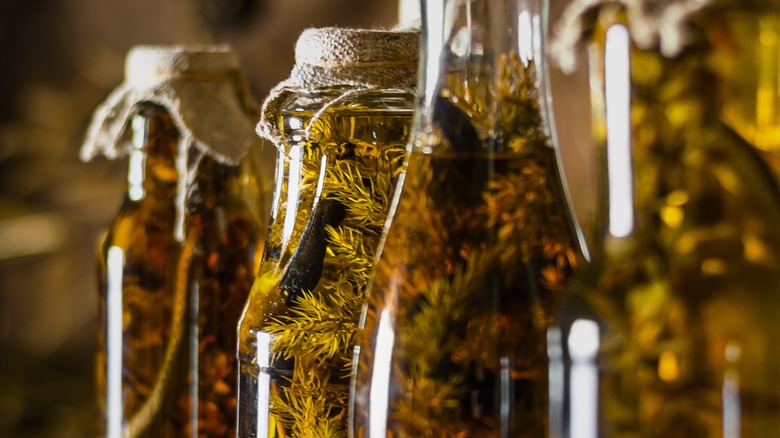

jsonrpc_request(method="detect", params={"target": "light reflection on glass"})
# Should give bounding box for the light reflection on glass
[312,154,329,206]
[288,117,303,130]
[128,115,146,202]
[281,146,302,252]
[517,11,534,67]
[547,327,565,438]
[369,309,395,438]
[723,342,743,438]
[500,356,512,436]
[568,319,600,438]
[423,0,444,109]
[270,151,285,220]
[256,331,272,438]
[604,24,635,238]
[106,246,125,438]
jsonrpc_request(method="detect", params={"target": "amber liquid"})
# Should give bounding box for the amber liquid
[237,104,411,438]
[352,142,579,437]
[348,52,582,436]
[551,6,780,437]
[96,104,260,437]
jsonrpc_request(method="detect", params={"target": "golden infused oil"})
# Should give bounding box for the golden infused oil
[549,2,780,436]
[237,91,413,437]
[351,52,582,437]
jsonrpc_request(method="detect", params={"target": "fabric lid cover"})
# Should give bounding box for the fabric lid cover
[81,44,259,165]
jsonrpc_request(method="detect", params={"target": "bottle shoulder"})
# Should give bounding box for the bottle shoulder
[279,88,415,116]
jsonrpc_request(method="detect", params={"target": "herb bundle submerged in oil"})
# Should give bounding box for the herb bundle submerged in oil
[352,53,581,437]
[238,95,412,437]
[96,103,261,437]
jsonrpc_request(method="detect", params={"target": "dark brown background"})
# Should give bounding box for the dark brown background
[0,0,591,436]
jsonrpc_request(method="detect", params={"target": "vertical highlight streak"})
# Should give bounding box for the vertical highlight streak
[517,11,534,67]
[547,327,564,438]
[281,146,303,249]
[106,246,125,438]
[604,24,635,238]
[423,0,444,108]
[128,115,146,202]
[723,343,743,438]
[500,356,512,438]
[256,332,272,438]
[370,310,395,438]
[270,150,286,219]
[568,319,600,438]
[723,371,742,438]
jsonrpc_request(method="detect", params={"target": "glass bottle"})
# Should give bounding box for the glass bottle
[350,0,583,436]
[237,29,417,438]
[547,1,780,436]
[87,46,264,437]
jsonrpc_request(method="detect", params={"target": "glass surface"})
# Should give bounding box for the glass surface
[350,0,583,436]
[237,91,414,437]
[96,103,261,437]
[548,2,780,437]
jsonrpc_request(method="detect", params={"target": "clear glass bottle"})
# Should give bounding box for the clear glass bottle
[547,1,780,436]
[88,46,264,437]
[237,29,417,438]
[349,0,583,436]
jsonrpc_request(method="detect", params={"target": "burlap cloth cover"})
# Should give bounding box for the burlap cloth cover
[80,45,260,240]
[551,0,711,73]
[257,27,419,150]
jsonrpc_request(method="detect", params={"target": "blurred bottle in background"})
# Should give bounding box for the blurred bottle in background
[548,1,780,436]
[83,45,266,437]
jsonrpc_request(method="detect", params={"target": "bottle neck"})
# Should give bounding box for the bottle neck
[417,0,548,151]
[417,0,494,148]
[126,105,180,208]
[194,158,243,204]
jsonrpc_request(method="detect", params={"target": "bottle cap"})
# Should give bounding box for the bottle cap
[124,45,242,87]
[294,27,419,69]
[81,44,261,241]
[257,27,419,149]
[81,44,258,165]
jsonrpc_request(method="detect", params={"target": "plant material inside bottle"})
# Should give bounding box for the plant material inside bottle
[238,94,412,437]
[96,103,260,437]
[352,54,581,437]
[557,4,780,436]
